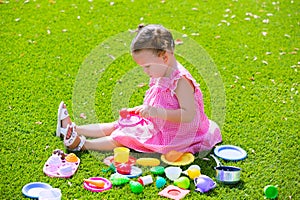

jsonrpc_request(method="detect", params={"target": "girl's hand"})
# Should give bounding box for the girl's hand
[127,105,158,118]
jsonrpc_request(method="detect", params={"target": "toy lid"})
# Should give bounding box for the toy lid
[214,145,247,161]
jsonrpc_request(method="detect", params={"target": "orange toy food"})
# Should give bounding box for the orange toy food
[84,179,105,188]
[164,150,184,162]
[65,153,79,162]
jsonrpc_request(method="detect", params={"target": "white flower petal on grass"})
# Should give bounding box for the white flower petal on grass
[245,17,251,21]
[80,113,87,119]
[47,29,51,34]
[62,29,67,32]
[175,39,183,45]
[262,32,267,36]
[231,15,236,19]
[262,60,268,65]
[15,18,21,22]
[263,19,269,23]
[266,52,272,55]
[192,8,198,11]
[253,56,257,61]
[110,2,114,6]
[266,13,273,16]
[284,34,291,38]
[182,34,188,38]
[24,0,29,4]
[77,16,80,20]
[279,52,286,55]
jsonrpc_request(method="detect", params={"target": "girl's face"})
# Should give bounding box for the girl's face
[132,49,169,78]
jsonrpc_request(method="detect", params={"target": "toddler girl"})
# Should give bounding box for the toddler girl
[57,24,222,161]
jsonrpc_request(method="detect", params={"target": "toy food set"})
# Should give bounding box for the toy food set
[43,149,80,178]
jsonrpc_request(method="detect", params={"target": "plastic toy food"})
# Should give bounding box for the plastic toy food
[182,165,201,180]
[264,185,278,199]
[65,153,79,163]
[150,166,165,175]
[194,175,216,193]
[48,155,62,167]
[115,162,132,175]
[59,165,73,175]
[156,177,167,189]
[109,174,130,185]
[83,177,112,192]
[84,179,105,188]
[130,181,144,194]
[136,158,160,166]
[52,149,66,160]
[174,177,190,189]
[43,150,80,178]
[138,175,153,186]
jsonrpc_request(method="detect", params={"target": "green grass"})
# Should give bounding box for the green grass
[1,0,299,199]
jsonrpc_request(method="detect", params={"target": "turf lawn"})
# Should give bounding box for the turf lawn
[0,0,299,199]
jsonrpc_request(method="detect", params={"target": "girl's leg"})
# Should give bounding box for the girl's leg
[75,123,117,138]
[60,103,117,138]
[84,136,123,151]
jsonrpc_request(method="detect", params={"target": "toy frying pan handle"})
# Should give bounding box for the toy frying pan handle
[119,108,138,119]
[210,154,223,167]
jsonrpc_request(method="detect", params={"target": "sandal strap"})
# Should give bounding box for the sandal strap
[64,124,86,151]
[71,136,86,151]
[61,122,76,137]
[60,108,69,120]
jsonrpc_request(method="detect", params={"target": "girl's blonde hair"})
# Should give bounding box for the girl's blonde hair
[131,24,175,55]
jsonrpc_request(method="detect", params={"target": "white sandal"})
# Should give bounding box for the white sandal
[56,101,70,138]
[64,124,86,151]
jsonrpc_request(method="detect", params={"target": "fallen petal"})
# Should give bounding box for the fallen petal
[175,39,183,45]
[262,32,267,36]
[80,113,87,119]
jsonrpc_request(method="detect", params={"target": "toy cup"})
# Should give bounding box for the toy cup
[264,185,278,199]
[165,167,182,181]
[114,147,130,163]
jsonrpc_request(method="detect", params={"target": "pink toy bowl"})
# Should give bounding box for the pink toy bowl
[83,177,112,192]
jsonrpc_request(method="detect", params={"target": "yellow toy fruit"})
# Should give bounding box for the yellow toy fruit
[136,158,160,167]
[187,168,201,179]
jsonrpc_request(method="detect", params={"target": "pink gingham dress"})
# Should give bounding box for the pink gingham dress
[111,62,222,154]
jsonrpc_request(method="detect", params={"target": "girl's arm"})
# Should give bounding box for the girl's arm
[129,77,196,123]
